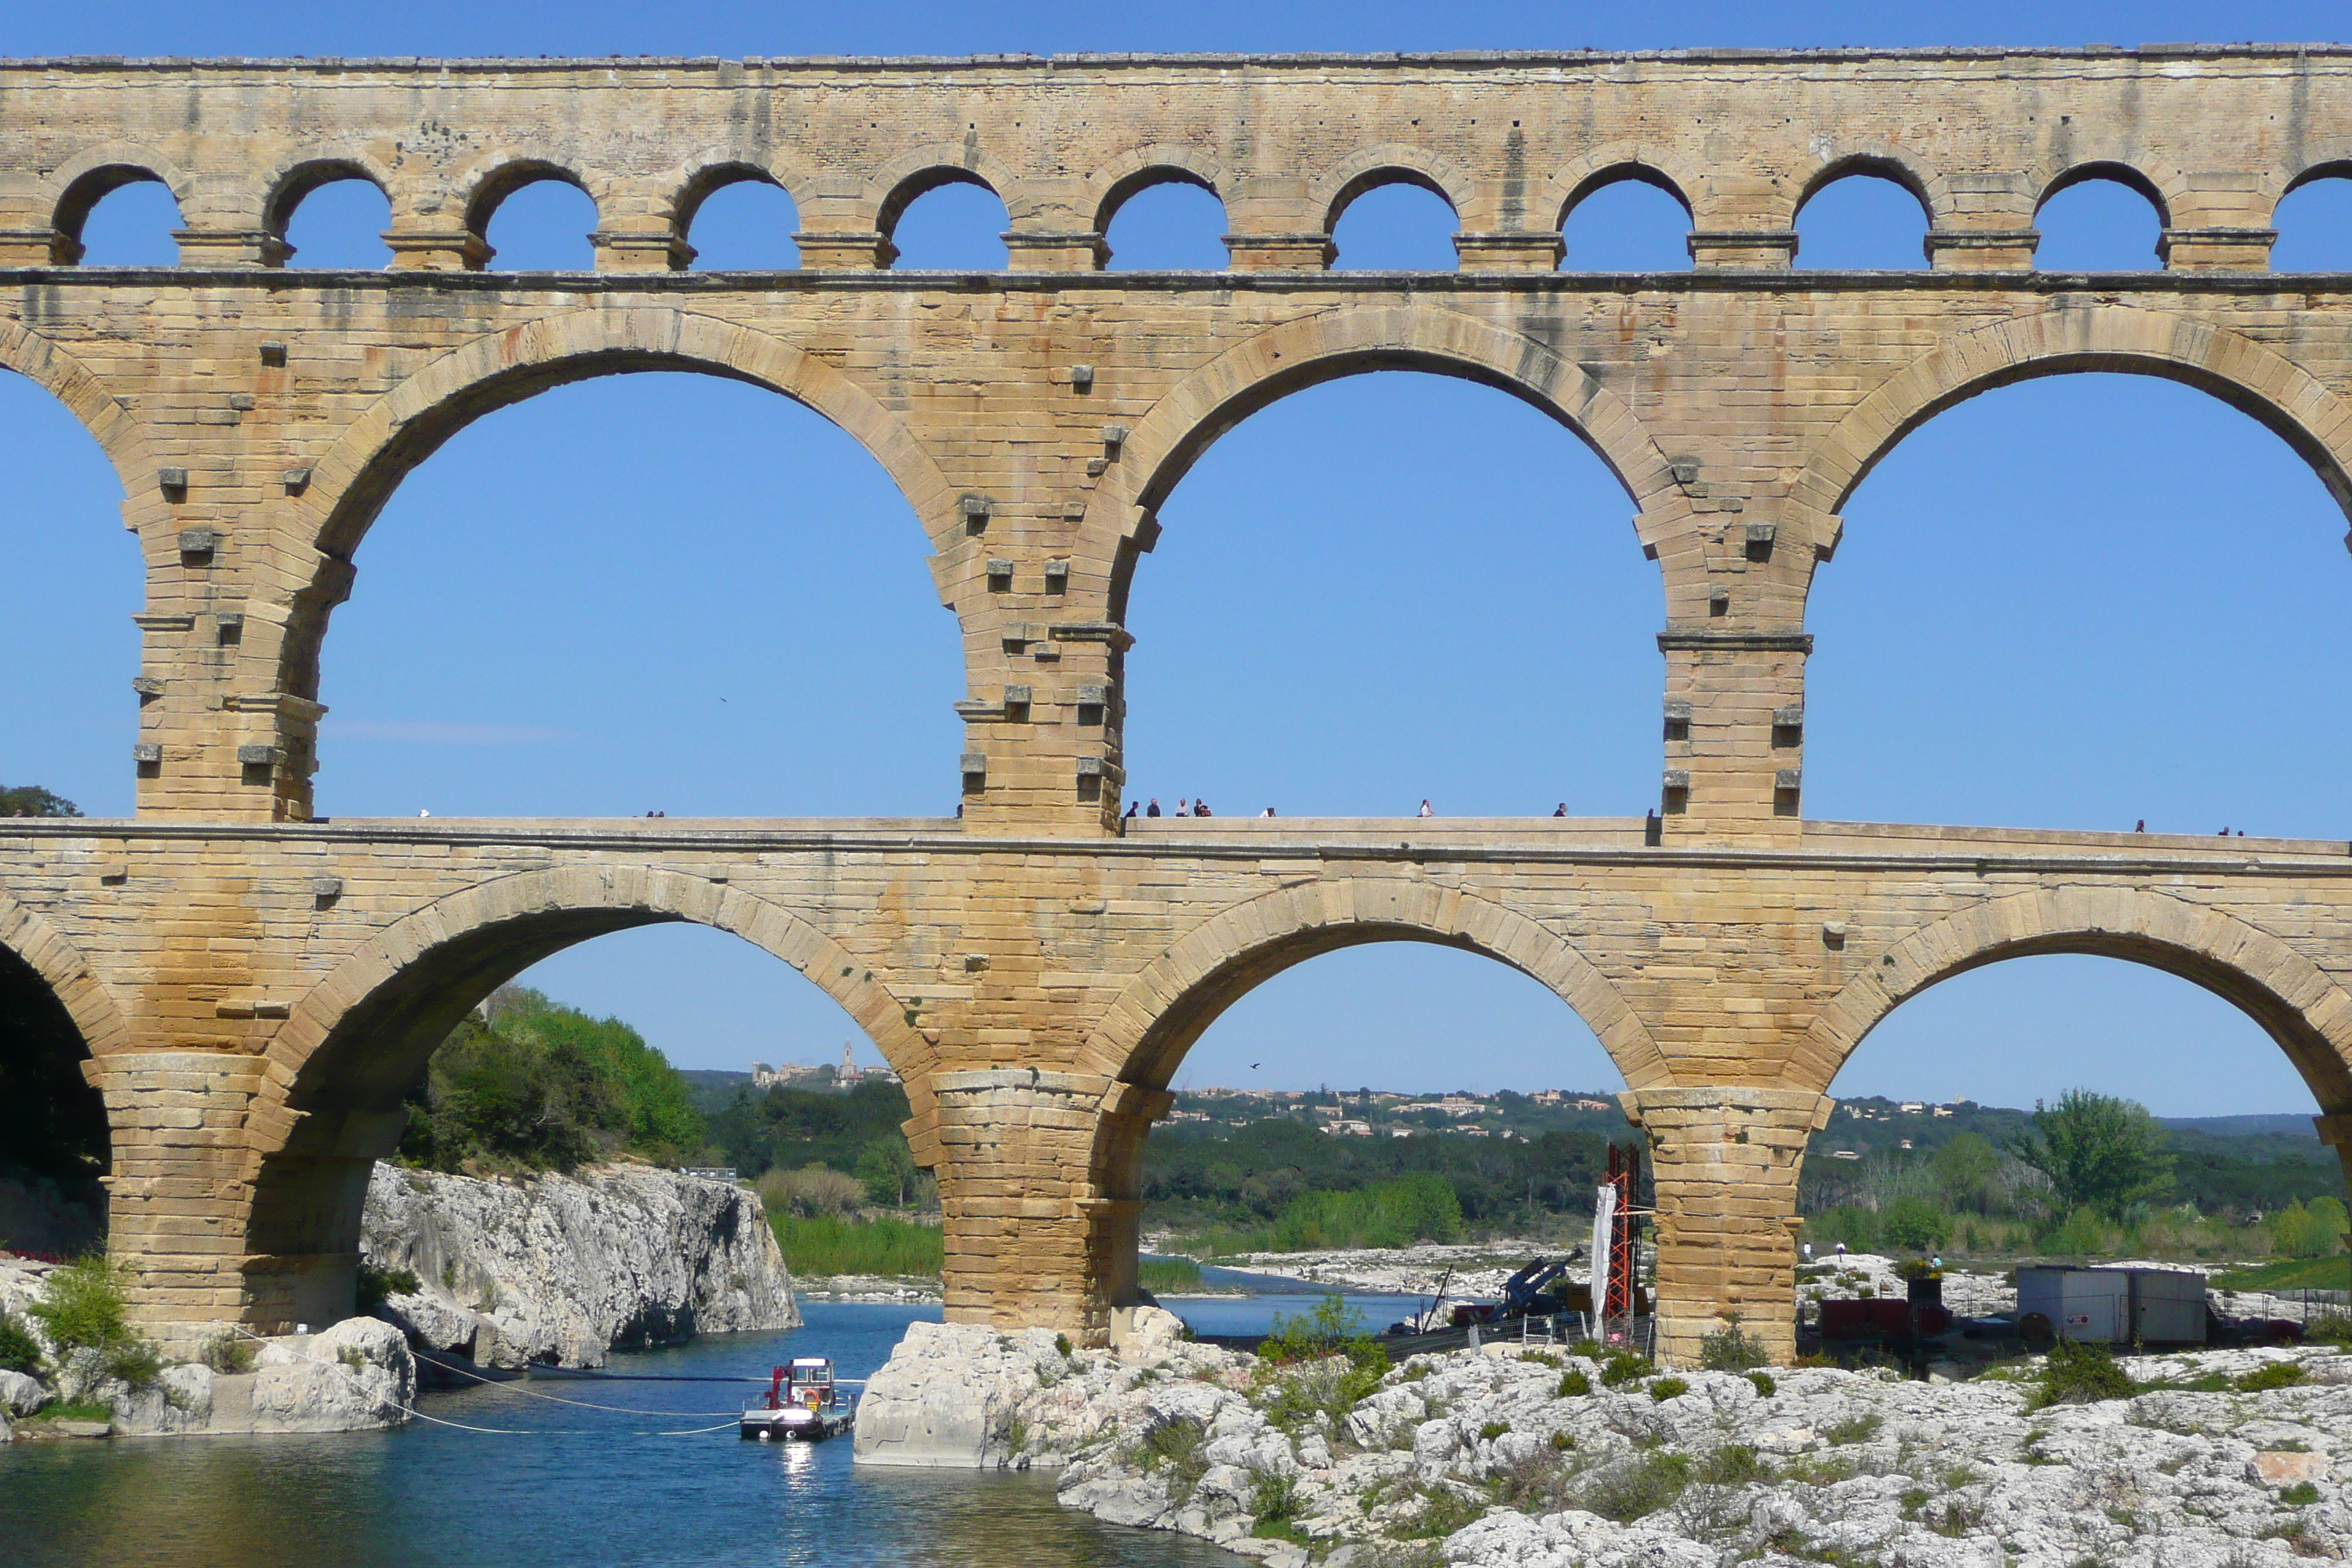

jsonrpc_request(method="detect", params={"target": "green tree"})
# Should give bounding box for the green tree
[0,785,80,818]
[1931,1132,2002,1215]
[1880,1195,1950,1251]
[2005,1090,2174,1221]
[855,1137,917,1207]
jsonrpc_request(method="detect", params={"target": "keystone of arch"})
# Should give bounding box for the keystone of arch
[1791,305,2352,543]
[1072,875,1669,1093]
[0,889,135,1063]
[293,304,957,565]
[1800,886,2352,1107]
[253,865,935,1155]
[0,319,157,527]
[1079,302,1682,570]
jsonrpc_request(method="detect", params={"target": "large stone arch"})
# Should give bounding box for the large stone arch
[0,319,157,531]
[1080,302,1681,615]
[1790,305,2352,568]
[1801,886,2352,1112]
[0,890,135,1066]
[274,305,959,702]
[1054,875,1658,1328]
[238,864,929,1329]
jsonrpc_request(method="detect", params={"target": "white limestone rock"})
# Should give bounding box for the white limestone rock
[853,1319,1071,1467]
[0,1367,48,1416]
[360,1161,799,1368]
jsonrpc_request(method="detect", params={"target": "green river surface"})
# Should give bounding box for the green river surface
[4,1286,1428,1568]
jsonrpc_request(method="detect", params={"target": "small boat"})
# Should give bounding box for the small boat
[740,1357,855,1441]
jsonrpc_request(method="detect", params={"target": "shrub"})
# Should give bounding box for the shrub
[1387,1485,1489,1540]
[1132,1414,1210,1501]
[1699,1444,1767,1485]
[203,1333,257,1374]
[756,1164,866,1219]
[0,1311,42,1373]
[2034,1340,2133,1408]
[1478,1420,1509,1441]
[2268,1199,2350,1261]
[1578,1451,1693,1522]
[1881,1196,1951,1251]
[1556,1369,1591,1398]
[1261,1292,1389,1392]
[2042,1205,2115,1259]
[1648,1377,1689,1402]
[2234,1361,2306,1393]
[1697,1317,1767,1371]
[25,1257,161,1391]
[1823,1412,1882,1445]
[1549,1431,1575,1450]
[2281,1481,2322,1507]
[1746,1371,1777,1398]
[355,1262,421,1314]
[1599,1351,1653,1387]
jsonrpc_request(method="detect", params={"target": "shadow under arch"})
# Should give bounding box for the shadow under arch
[1804,888,2352,1120]
[1790,307,2352,559]
[279,307,957,701]
[242,866,930,1328]
[0,895,127,1255]
[1082,304,1679,616]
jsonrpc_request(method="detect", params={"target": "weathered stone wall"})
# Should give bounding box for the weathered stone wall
[4,50,2352,1362]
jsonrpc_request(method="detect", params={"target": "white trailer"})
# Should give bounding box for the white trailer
[2016,1266,2206,1344]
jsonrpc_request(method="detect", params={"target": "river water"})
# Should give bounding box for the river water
[2,1287,1425,1568]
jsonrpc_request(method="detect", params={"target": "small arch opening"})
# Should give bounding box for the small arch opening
[279,173,393,269]
[1795,167,1931,269]
[2035,167,2167,271]
[63,172,182,267]
[475,169,598,271]
[1561,169,1693,271]
[2272,167,2352,271]
[682,170,800,271]
[884,172,1009,271]
[1103,175,1227,271]
[1330,177,1459,271]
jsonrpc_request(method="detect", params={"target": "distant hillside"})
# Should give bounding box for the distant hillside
[2160,1113,2318,1139]
[679,1069,753,1090]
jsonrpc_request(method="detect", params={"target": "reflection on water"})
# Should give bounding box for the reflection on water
[0,1303,1235,1568]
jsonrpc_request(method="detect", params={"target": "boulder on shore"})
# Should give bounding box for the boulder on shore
[361,1161,799,1368]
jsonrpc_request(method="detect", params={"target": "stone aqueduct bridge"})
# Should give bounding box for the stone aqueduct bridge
[6,48,2352,1362]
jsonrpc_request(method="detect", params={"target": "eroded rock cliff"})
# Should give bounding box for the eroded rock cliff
[361,1161,799,1368]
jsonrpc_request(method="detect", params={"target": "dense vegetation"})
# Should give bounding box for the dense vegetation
[396,987,706,1173]
[1800,1089,2351,1264]
[701,1077,920,1187]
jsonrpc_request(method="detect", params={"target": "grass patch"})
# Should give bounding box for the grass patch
[1648,1377,1689,1402]
[1129,1414,1210,1502]
[2234,1361,2307,1393]
[1697,1318,1768,1371]
[2214,1256,2351,1292]
[769,1213,943,1278]
[1137,1257,1204,1295]
[28,1398,112,1424]
[1823,1412,1882,1445]
[2281,1481,2322,1507]
[1387,1485,1489,1540]
[1599,1352,1654,1387]
[1746,1371,1777,1398]
[1556,1369,1591,1398]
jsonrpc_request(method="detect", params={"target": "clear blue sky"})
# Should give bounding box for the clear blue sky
[6,1,2352,1117]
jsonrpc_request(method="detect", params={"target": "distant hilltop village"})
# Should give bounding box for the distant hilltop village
[1155,1086,1986,1145]
[751,1041,901,1091]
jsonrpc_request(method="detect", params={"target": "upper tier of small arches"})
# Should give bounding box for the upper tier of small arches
[23,136,2352,276]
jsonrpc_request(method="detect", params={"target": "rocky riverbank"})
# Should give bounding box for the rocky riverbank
[1,1256,413,1441]
[361,1161,799,1368]
[856,1310,2352,1567]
